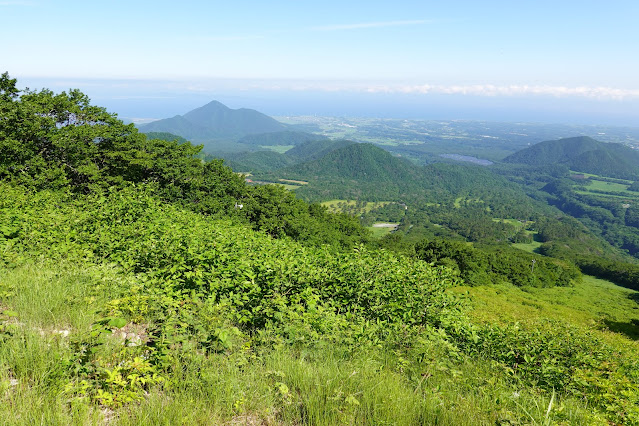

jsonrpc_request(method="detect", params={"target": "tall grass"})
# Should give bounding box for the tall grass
[0,262,600,425]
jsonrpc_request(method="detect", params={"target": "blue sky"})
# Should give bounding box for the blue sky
[2,0,638,125]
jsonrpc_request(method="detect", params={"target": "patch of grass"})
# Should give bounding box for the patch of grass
[455,275,639,345]
[367,223,398,238]
[279,184,300,190]
[278,178,308,185]
[0,262,619,423]
[453,197,483,208]
[491,218,522,226]
[120,346,599,425]
[260,145,294,154]
[512,231,543,254]
[0,263,122,332]
[511,240,543,254]
[586,179,631,193]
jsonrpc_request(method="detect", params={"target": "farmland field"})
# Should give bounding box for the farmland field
[586,180,632,193]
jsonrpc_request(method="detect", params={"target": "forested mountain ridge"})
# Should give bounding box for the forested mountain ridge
[139,100,287,142]
[212,139,357,173]
[503,136,639,179]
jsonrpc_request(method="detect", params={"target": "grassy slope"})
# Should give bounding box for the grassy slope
[0,262,602,425]
[455,275,639,342]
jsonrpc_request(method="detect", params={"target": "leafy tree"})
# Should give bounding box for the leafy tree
[0,73,369,248]
[0,72,151,190]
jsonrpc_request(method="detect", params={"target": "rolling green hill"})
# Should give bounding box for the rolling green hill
[503,136,639,179]
[213,139,356,174]
[286,139,357,161]
[270,142,543,211]
[288,142,418,182]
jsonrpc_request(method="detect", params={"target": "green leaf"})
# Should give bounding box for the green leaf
[107,318,128,328]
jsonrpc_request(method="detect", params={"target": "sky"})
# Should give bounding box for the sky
[2,0,639,126]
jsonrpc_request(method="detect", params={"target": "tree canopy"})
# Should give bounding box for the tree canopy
[0,73,368,247]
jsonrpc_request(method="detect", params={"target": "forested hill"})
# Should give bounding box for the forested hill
[237,130,326,147]
[139,100,287,142]
[503,136,639,179]
[287,142,418,182]
[286,139,356,161]
[272,142,538,204]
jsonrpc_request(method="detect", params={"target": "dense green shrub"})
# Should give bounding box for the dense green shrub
[414,238,580,287]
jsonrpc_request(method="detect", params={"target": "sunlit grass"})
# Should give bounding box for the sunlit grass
[455,275,639,345]
[261,145,294,154]
[367,224,398,238]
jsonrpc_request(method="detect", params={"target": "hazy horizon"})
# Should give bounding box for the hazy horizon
[10,76,639,129]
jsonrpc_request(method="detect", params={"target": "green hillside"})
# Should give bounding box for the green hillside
[289,142,419,181]
[504,136,639,179]
[222,150,295,173]
[139,114,211,141]
[286,139,357,161]
[238,130,326,147]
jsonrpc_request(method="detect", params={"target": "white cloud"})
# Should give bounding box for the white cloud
[245,82,639,100]
[311,20,432,31]
[377,84,639,100]
[41,77,637,102]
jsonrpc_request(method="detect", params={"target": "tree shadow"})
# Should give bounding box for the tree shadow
[602,318,639,340]
[628,292,639,304]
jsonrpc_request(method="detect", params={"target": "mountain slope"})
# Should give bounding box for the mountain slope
[503,136,639,179]
[289,143,419,182]
[259,143,423,201]
[237,130,326,147]
[140,115,211,141]
[286,139,357,162]
[223,151,294,173]
[139,100,287,143]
